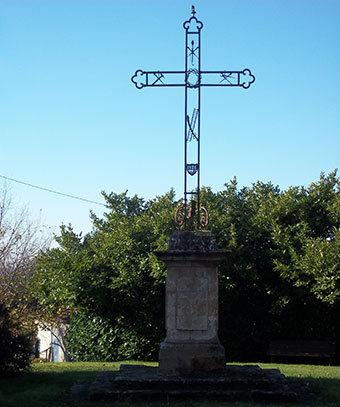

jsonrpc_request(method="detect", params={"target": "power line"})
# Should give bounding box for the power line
[0,175,107,207]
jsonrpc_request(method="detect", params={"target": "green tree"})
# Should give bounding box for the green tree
[32,190,178,360]
[31,173,340,362]
[202,172,340,360]
[0,303,35,377]
[273,171,340,306]
[0,185,49,373]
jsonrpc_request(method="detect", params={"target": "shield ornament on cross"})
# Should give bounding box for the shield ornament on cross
[186,163,198,176]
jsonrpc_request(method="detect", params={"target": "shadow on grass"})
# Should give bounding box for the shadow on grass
[0,364,117,407]
[305,377,340,405]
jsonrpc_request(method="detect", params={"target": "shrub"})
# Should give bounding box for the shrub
[65,310,157,361]
[0,302,35,377]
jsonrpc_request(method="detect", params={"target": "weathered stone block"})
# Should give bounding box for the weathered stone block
[158,342,226,376]
[155,230,229,376]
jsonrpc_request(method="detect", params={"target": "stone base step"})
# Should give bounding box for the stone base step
[84,364,318,404]
[90,388,299,403]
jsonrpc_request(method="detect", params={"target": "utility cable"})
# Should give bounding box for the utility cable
[0,175,107,207]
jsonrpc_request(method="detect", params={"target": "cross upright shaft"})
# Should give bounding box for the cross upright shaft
[131,7,255,230]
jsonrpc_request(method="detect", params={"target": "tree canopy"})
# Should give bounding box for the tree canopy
[31,172,340,362]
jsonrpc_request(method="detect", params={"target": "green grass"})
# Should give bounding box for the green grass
[0,361,339,407]
[243,363,340,406]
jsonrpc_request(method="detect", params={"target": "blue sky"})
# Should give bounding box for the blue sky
[1,0,339,236]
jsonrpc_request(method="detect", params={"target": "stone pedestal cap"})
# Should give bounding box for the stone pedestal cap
[155,230,230,262]
[168,230,217,252]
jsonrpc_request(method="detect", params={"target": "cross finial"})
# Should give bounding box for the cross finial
[191,5,196,16]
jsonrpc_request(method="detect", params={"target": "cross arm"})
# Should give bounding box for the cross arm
[131,68,255,89]
[200,68,255,88]
[131,70,186,89]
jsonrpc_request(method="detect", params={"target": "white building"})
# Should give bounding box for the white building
[35,310,72,362]
[35,325,68,362]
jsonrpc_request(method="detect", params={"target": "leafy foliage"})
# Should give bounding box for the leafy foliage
[32,190,177,361]
[0,185,50,374]
[31,173,340,362]
[0,302,35,377]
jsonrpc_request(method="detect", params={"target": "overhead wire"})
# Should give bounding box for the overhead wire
[0,174,107,207]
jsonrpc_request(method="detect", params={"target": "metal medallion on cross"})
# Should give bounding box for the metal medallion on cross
[131,6,255,230]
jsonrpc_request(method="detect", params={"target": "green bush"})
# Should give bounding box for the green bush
[0,302,35,377]
[65,311,158,361]
[31,174,340,362]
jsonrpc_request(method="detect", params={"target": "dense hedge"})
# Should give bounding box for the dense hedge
[32,172,340,362]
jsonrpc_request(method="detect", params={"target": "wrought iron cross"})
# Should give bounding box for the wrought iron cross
[131,7,255,230]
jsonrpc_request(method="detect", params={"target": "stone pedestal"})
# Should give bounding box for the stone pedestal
[155,230,228,376]
[72,234,318,406]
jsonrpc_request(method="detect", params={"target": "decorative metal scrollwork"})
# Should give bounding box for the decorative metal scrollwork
[174,200,209,230]
[200,205,209,228]
[186,68,201,88]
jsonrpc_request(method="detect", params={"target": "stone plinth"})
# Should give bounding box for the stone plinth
[85,364,318,404]
[69,232,318,406]
[155,230,228,376]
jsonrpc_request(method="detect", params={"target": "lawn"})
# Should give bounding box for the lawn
[0,361,339,407]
